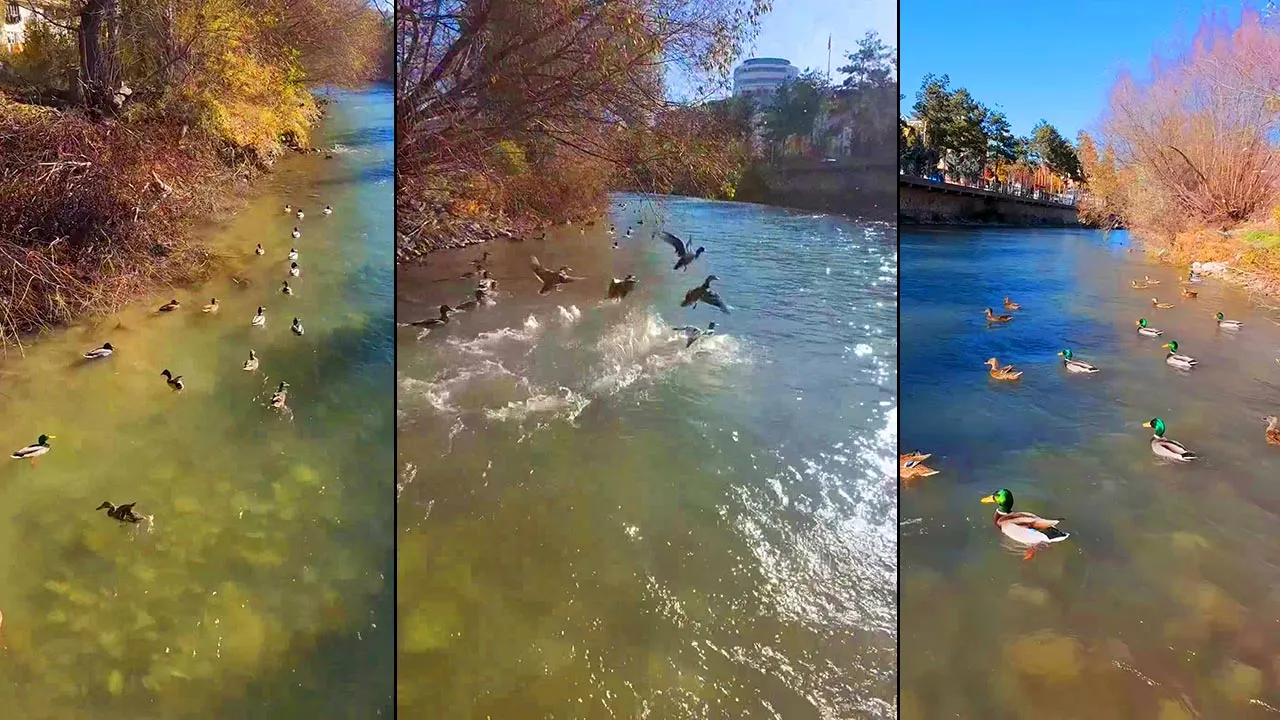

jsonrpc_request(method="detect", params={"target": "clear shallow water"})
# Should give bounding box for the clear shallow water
[397,194,897,718]
[0,86,394,718]
[901,227,1280,719]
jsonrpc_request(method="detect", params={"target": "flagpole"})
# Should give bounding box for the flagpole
[827,35,832,82]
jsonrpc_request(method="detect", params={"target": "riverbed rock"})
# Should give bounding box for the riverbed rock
[1215,659,1263,703]
[1003,631,1084,682]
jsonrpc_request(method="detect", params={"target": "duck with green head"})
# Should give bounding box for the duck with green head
[1142,417,1198,461]
[1058,348,1100,373]
[11,434,54,462]
[1214,312,1243,329]
[1161,340,1197,369]
[1135,318,1163,337]
[979,489,1069,560]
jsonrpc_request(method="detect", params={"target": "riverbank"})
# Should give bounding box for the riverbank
[1127,224,1280,302]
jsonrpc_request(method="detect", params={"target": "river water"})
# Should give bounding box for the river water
[397,194,897,718]
[0,86,394,718]
[902,227,1280,718]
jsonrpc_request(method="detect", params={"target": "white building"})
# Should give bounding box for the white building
[732,57,799,102]
[3,1,31,52]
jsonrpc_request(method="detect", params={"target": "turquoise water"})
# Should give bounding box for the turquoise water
[0,86,393,718]
[902,227,1280,718]
[397,195,898,717]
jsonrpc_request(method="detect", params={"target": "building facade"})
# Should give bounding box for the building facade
[731,57,799,101]
[3,1,28,52]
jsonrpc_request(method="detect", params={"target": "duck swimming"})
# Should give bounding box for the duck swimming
[411,305,453,327]
[1214,311,1242,329]
[1181,287,1198,298]
[900,451,932,464]
[289,262,300,277]
[83,342,114,360]
[1058,348,1099,373]
[984,307,1013,323]
[660,231,705,271]
[288,248,298,260]
[985,358,1022,380]
[160,369,184,390]
[1151,297,1174,308]
[202,297,219,313]
[158,299,180,312]
[284,204,292,214]
[256,243,266,255]
[1144,275,1160,285]
[323,205,332,215]
[901,458,939,482]
[251,306,266,326]
[282,281,293,295]
[1264,415,1280,445]
[1187,269,1203,284]
[269,381,289,408]
[454,289,489,311]
[1135,318,1163,337]
[1143,417,1198,461]
[980,489,1069,560]
[1131,279,1151,289]
[292,227,301,239]
[291,317,304,336]
[242,349,259,371]
[1162,340,1197,369]
[680,275,730,313]
[97,501,143,524]
[672,321,716,348]
[11,434,54,460]
[608,275,638,300]
[1003,297,1021,311]
[531,256,585,294]
[296,209,305,220]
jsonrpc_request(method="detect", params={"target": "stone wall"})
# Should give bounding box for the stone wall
[900,183,1081,226]
[737,159,897,220]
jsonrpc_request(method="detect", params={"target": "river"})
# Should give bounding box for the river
[397,194,898,718]
[0,86,394,718]
[901,226,1280,718]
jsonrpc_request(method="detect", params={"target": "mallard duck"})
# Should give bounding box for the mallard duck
[1003,297,1021,311]
[608,226,616,236]
[291,317,304,336]
[1162,340,1197,369]
[83,342,114,360]
[460,267,490,281]
[296,209,305,220]
[901,458,939,482]
[242,349,259,371]
[291,227,301,239]
[11,434,54,460]
[281,281,293,296]
[96,501,142,524]
[411,305,453,327]
[1142,417,1197,461]
[470,251,490,270]
[160,369,184,390]
[900,451,932,464]
[680,275,730,313]
[608,275,638,300]
[288,248,298,260]
[673,321,716,348]
[531,256,585,294]
[1131,280,1151,289]
[323,205,332,215]
[1144,275,1160,285]
[158,299,180,312]
[984,307,1013,323]
[1181,287,1198,298]
[979,489,1069,560]
[454,289,489,311]
[1151,297,1174,309]
[289,262,300,277]
[624,228,634,239]
[269,381,289,408]
[284,204,292,214]
[251,306,266,326]
[1135,318,1163,337]
[1187,270,1203,284]
[661,231,705,271]
[202,297,219,313]
[1058,348,1100,373]
[1214,312,1242,329]
[985,357,1022,380]
[1263,415,1280,445]
[255,244,266,256]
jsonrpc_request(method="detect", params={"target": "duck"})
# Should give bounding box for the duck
[1162,340,1197,369]
[160,369,184,390]
[1003,297,1021,311]
[1151,297,1174,308]
[608,226,616,236]
[470,251,490,270]
[985,358,1022,380]
[291,227,301,239]
[288,248,298,260]
[282,281,293,296]
[979,489,1069,560]
[454,289,489,311]
[531,256,585,294]
[158,299,180,312]
[269,381,289,408]
[680,275,730,313]
[660,231,705,271]
[323,205,332,215]
[460,267,490,281]
[83,342,114,360]
[1187,270,1203,284]
[291,317,304,336]
[1142,417,1198,461]
[1058,348,1100,373]
[900,451,933,464]
[901,458,939,482]
[201,297,219,313]
[242,349,259,371]
[1135,317,1163,337]
[1181,287,1198,298]
[251,306,266,326]
[1264,415,1280,445]
[984,307,1013,323]
[96,501,143,524]
[672,321,716,348]
[1214,312,1242,329]
[296,209,305,220]
[411,305,453,327]
[1131,280,1151,289]
[1144,275,1160,285]
[284,204,292,214]
[624,228,634,239]
[256,243,266,256]
[608,275,638,300]
[289,262,300,277]
[11,434,54,460]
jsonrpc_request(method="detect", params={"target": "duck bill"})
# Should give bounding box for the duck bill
[979,495,998,504]
[1141,421,1153,428]
[1160,344,1171,349]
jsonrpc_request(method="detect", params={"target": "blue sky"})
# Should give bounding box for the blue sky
[745,0,897,79]
[901,0,1256,139]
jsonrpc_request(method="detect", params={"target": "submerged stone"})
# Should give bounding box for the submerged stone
[1004,631,1084,682]
[1215,660,1262,704]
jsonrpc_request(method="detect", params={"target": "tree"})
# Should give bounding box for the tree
[837,30,894,91]
[983,109,1017,176]
[1030,120,1082,181]
[762,69,829,153]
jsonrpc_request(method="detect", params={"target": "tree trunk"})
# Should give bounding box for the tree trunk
[78,0,119,116]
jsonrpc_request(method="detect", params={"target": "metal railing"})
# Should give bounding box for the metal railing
[900,169,1080,207]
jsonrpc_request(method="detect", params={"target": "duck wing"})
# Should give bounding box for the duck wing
[681,286,703,307]
[660,231,688,257]
[530,256,558,283]
[1002,512,1062,530]
[702,290,731,314]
